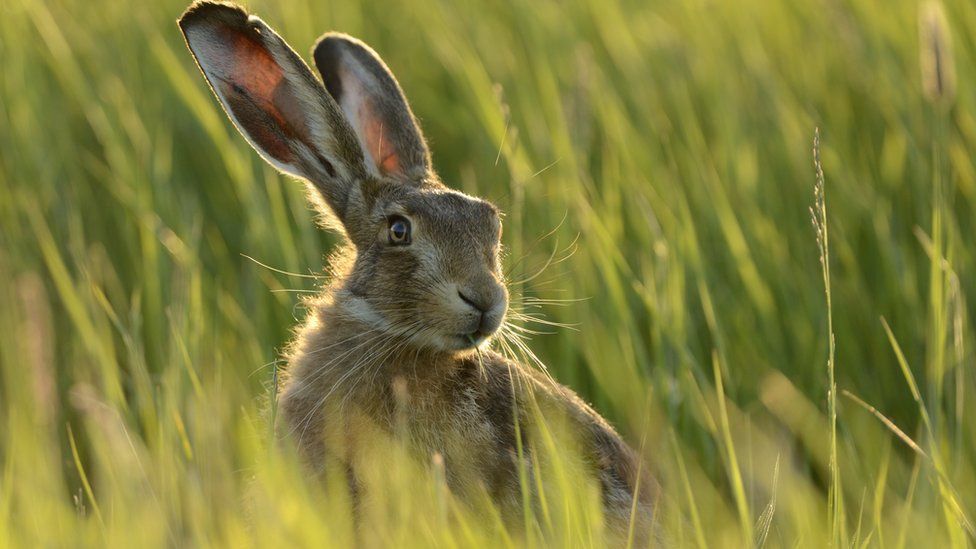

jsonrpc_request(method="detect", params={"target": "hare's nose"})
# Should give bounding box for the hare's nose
[458,289,504,337]
[457,290,488,313]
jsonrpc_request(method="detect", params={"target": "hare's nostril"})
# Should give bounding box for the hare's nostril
[457,290,486,313]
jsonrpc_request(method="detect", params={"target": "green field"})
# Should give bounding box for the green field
[2,0,975,545]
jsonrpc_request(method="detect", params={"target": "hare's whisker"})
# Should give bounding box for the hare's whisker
[241,253,323,280]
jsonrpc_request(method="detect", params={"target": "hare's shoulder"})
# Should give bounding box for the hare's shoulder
[473,352,656,507]
[472,352,617,432]
[456,350,610,428]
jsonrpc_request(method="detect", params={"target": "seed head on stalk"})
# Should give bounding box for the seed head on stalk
[919,1,956,109]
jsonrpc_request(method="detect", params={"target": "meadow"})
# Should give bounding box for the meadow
[1,0,975,545]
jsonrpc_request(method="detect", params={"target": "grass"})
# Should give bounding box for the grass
[1,0,975,545]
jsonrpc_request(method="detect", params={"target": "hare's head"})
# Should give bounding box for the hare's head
[179,2,507,352]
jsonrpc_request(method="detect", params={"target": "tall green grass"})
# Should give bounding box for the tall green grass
[1,0,975,545]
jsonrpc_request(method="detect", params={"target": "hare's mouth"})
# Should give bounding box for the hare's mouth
[455,331,490,349]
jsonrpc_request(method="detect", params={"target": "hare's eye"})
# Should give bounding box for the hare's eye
[387,216,412,245]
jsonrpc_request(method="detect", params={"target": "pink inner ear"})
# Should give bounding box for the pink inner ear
[361,99,401,175]
[215,27,302,164]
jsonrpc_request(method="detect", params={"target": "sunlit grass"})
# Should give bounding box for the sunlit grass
[1,0,975,546]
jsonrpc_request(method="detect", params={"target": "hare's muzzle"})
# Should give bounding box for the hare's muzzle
[455,281,507,347]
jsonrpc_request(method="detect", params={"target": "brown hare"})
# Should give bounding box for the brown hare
[179,1,656,543]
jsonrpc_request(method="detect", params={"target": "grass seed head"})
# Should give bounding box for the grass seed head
[919,1,956,108]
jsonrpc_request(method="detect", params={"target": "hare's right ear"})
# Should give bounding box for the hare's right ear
[178,1,367,221]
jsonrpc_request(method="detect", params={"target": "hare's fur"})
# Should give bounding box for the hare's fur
[179,0,656,541]
[281,274,655,535]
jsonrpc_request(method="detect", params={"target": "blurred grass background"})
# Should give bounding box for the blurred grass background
[1,0,975,545]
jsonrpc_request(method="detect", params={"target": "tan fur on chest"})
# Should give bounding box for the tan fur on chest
[280,331,508,494]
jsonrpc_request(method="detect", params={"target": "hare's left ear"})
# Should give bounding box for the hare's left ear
[313,33,431,182]
[178,2,369,227]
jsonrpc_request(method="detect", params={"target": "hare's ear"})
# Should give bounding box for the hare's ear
[178,2,368,221]
[313,33,431,182]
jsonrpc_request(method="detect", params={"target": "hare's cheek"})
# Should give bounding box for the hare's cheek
[484,244,502,270]
[410,242,443,276]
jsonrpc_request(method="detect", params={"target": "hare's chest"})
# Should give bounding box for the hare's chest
[388,377,520,497]
[401,382,497,457]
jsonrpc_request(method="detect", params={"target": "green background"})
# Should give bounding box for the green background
[1,0,974,545]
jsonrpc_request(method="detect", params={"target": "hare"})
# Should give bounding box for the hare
[179,1,656,542]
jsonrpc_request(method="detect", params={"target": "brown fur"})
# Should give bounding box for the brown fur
[179,1,657,543]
